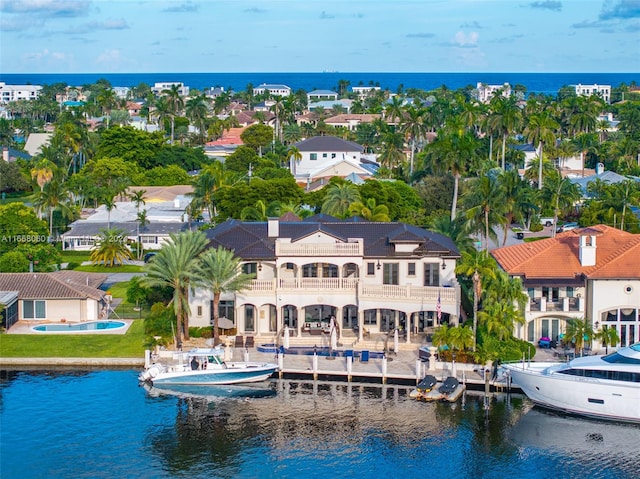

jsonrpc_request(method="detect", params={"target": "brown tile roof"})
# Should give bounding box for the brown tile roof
[0,272,107,301]
[491,225,640,280]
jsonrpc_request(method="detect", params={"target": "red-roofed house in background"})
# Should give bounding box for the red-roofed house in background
[491,225,640,349]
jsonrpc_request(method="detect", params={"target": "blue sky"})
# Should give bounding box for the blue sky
[1,0,639,73]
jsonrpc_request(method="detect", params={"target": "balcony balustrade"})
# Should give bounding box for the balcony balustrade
[275,242,363,257]
[528,297,583,313]
[243,278,457,304]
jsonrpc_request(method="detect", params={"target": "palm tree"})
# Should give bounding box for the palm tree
[90,228,132,267]
[565,317,593,357]
[488,95,522,169]
[455,250,496,352]
[195,246,255,345]
[347,198,390,221]
[32,179,75,239]
[462,174,506,251]
[136,209,149,260]
[400,105,428,176]
[604,180,639,231]
[162,84,184,144]
[103,195,117,230]
[428,214,475,254]
[321,182,361,218]
[595,325,620,354]
[185,94,209,144]
[287,145,302,174]
[377,131,406,176]
[30,160,56,193]
[524,112,559,190]
[143,231,209,348]
[448,325,474,354]
[431,323,453,351]
[540,171,581,237]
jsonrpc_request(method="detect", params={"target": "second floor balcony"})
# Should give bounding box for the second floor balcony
[527,296,584,313]
[243,278,458,303]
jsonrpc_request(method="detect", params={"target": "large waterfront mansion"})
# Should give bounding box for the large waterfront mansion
[188,215,461,345]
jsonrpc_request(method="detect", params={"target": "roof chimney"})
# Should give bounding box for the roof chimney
[268,217,279,238]
[579,234,596,267]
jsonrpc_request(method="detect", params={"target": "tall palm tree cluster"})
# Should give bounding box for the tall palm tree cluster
[143,231,254,348]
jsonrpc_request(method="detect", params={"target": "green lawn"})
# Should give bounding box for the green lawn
[59,251,92,264]
[0,319,147,357]
[107,281,130,298]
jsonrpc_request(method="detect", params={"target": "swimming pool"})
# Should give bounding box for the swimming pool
[32,321,127,332]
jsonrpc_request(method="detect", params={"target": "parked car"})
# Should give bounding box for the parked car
[143,252,157,263]
[557,222,579,233]
[540,217,554,227]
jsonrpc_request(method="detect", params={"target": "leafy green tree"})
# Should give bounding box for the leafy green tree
[241,124,275,156]
[0,204,49,255]
[0,251,30,272]
[126,276,149,310]
[137,165,191,186]
[143,231,208,347]
[96,126,165,169]
[90,228,132,267]
[0,161,30,193]
[224,145,260,175]
[195,246,255,345]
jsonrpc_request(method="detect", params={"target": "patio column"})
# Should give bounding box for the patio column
[358,310,364,342]
[337,306,343,339]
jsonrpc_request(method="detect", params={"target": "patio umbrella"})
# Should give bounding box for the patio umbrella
[283,326,290,349]
[393,329,399,354]
[330,327,337,350]
[218,316,234,330]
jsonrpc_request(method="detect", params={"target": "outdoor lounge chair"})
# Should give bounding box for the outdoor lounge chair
[234,335,244,348]
[245,335,254,348]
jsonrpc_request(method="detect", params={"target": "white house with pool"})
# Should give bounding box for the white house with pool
[0,271,109,329]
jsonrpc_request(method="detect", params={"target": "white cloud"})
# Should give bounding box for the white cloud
[454,31,479,47]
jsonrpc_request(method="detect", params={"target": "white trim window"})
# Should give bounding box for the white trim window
[23,300,46,319]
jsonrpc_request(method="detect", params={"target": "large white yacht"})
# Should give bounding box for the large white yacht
[502,343,640,423]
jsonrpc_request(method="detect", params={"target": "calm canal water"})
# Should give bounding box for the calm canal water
[1,369,638,479]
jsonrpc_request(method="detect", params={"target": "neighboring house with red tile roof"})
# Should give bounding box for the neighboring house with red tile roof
[189,215,461,343]
[491,225,640,348]
[0,271,108,328]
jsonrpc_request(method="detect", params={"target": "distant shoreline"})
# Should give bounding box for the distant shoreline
[1,71,637,95]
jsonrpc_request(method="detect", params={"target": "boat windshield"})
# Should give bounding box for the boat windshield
[602,350,640,365]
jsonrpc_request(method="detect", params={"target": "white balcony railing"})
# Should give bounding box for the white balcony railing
[244,278,456,303]
[275,242,362,257]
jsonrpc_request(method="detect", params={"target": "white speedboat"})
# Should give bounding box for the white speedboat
[502,342,640,423]
[138,347,279,387]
